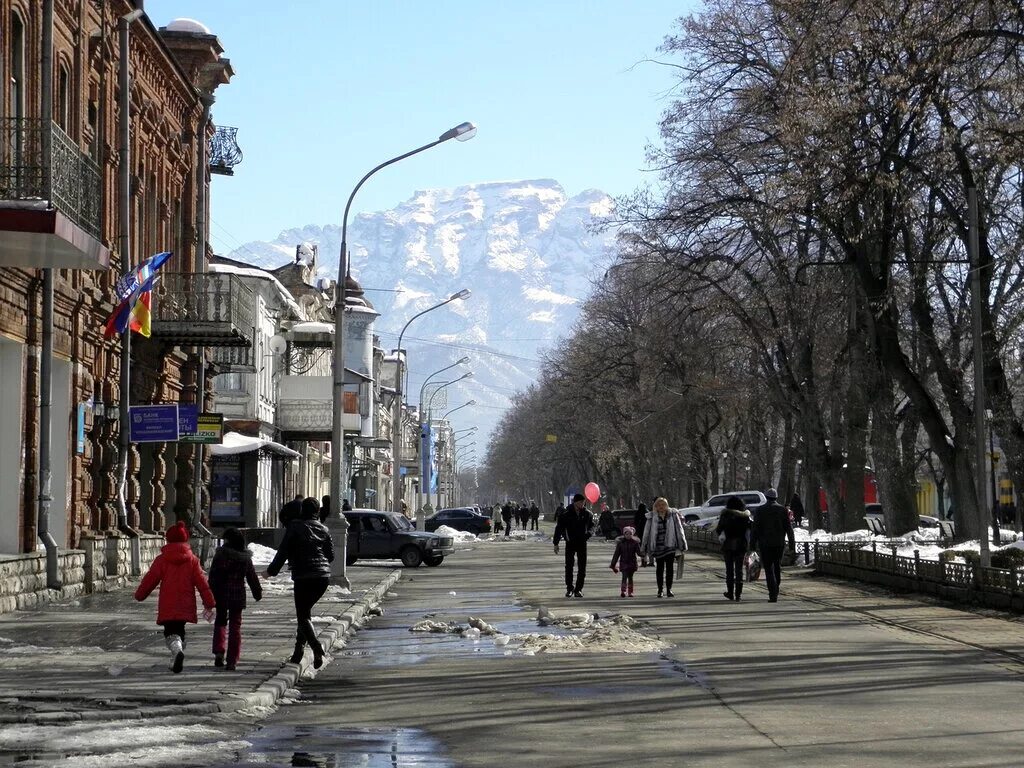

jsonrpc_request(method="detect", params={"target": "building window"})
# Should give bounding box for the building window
[9,12,25,121]
[57,64,70,130]
[214,372,244,392]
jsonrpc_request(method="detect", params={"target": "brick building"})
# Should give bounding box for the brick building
[0,1,240,608]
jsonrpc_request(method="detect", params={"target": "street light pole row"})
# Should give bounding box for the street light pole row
[391,289,470,519]
[330,121,476,588]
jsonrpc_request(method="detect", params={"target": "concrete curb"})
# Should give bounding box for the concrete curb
[0,569,403,725]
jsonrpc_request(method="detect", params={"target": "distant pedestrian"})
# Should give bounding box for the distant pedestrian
[789,493,804,529]
[716,496,751,601]
[134,521,215,674]
[266,497,334,668]
[750,488,796,603]
[633,503,648,551]
[641,498,687,598]
[501,502,513,537]
[319,495,331,523]
[598,505,616,539]
[553,493,594,597]
[610,525,642,597]
[280,494,303,527]
[554,503,565,524]
[208,527,262,670]
[530,502,540,531]
[341,498,353,512]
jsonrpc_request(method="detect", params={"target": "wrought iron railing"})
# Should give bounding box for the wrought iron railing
[0,118,103,239]
[151,272,255,346]
[209,125,242,175]
[210,327,257,371]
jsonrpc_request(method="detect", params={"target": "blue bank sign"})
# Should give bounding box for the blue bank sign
[129,404,180,443]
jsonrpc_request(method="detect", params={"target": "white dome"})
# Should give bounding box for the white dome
[165,18,211,35]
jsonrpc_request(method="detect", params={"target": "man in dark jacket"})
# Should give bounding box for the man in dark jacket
[553,493,594,598]
[750,488,795,602]
[501,502,513,537]
[530,502,540,531]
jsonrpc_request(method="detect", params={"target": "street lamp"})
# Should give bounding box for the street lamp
[391,289,471,517]
[415,367,472,527]
[330,122,476,586]
[442,401,476,421]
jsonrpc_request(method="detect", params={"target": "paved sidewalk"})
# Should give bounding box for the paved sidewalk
[0,563,401,724]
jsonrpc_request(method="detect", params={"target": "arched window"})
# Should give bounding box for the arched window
[9,11,25,121]
[57,63,71,131]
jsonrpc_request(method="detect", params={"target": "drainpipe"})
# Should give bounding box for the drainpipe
[36,0,61,588]
[193,93,214,561]
[117,9,144,577]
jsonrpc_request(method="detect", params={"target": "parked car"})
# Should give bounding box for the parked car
[679,491,768,523]
[425,507,492,535]
[343,509,455,568]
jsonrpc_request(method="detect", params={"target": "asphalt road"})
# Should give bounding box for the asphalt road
[234,531,1024,768]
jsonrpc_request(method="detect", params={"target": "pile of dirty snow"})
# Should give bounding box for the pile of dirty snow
[434,525,478,546]
[248,543,277,567]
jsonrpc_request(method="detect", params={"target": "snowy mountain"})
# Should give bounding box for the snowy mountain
[226,179,617,446]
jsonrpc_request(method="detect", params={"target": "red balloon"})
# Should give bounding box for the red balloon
[584,482,601,504]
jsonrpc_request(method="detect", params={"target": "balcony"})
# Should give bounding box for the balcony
[210,327,257,372]
[209,125,242,176]
[277,374,364,440]
[151,272,255,346]
[0,118,108,269]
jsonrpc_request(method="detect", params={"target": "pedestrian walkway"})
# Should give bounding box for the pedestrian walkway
[0,564,400,724]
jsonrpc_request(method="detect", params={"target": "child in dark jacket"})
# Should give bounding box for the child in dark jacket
[208,527,262,670]
[610,526,642,597]
[135,521,215,674]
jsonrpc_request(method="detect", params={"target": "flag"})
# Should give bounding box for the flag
[103,296,133,338]
[128,277,154,338]
[113,251,172,302]
[104,251,172,337]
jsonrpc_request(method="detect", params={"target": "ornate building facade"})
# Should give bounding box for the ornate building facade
[0,1,238,608]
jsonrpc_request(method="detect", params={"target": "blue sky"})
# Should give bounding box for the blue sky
[145,0,697,252]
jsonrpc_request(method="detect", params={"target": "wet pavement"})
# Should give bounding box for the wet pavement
[5,527,1024,766]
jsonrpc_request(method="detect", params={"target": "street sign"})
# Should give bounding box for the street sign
[129,404,179,443]
[180,412,224,444]
[178,404,198,435]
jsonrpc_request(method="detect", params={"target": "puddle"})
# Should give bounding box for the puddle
[228,725,453,767]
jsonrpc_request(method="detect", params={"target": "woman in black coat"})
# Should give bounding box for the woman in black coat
[266,497,334,668]
[716,496,751,601]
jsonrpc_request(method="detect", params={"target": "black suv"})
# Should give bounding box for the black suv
[343,509,454,568]
[425,507,492,535]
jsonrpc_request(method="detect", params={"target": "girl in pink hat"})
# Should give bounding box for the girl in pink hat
[610,525,642,597]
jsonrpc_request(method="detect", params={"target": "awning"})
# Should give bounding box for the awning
[209,431,301,459]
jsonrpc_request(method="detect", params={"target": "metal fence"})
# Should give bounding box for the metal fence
[0,117,103,238]
[152,272,256,346]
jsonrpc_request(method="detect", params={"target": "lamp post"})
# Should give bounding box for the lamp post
[331,122,476,587]
[415,365,471,527]
[434,401,476,508]
[391,289,470,517]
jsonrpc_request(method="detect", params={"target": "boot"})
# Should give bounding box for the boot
[165,635,185,674]
[289,639,305,665]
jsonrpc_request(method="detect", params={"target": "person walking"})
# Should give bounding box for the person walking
[610,525,642,597]
[633,502,649,551]
[134,521,215,674]
[279,494,303,527]
[641,497,687,598]
[530,501,540,531]
[208,527,262,670]
[266,497,335,668]
[554,502,565,524]
[750,488,796,602]
[319,495,331,523]
[789,492,805,529]
[716,496,751,601]
[501,501,513,538]
[553,493,594,597]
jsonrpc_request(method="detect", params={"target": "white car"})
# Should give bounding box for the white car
[679,491,768,523]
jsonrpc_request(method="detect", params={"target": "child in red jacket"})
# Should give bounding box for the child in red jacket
[135,521,215,673]
[207,527,262,670]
